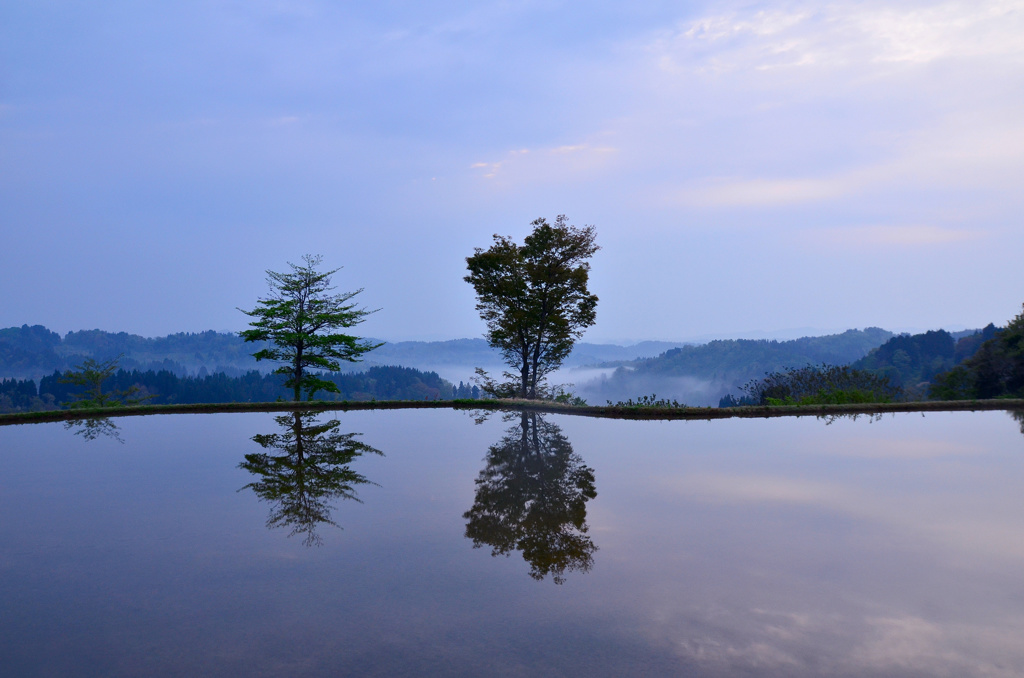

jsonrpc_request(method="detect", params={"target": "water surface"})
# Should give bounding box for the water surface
[2,409,1023,676]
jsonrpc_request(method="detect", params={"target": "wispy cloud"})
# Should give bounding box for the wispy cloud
[662,470,1024,562]
[664,108,1024,208]
[629,1,1024,215]
[470,142,617,184]
[653,1,1024,76]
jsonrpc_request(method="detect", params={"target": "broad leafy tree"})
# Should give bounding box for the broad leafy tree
[240,254,380,401]
[465,216,598,399]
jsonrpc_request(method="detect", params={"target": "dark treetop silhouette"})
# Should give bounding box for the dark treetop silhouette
[464,411,598,584]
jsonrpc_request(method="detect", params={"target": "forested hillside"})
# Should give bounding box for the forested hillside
[0,325,268,379]
[584,328,894,405]
[0,325,690,380]
[930,307,1023,400]
[0,365,476,413]
[850,325,999,397]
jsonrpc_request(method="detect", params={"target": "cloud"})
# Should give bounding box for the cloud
[663,107,1024,208]
[627,1,1024,217]
[470,142,617,184]
[655,609,1024,677]
[653,1,1024,77]
[661,470,1024,561]
[669,474,843,505]
[849,615,1024,677]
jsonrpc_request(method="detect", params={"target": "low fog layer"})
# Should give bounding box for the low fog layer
[572,371,726,408]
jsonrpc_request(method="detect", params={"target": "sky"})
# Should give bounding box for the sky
[2,0,1022,343]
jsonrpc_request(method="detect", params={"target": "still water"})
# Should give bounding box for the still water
[2,409,1023,677]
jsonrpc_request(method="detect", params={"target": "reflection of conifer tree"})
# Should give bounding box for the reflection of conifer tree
[240,411,382,547]
[64,417,123,443]
[464,412,597,584]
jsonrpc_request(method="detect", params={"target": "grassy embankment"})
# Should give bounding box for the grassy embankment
[2,398,1023,427]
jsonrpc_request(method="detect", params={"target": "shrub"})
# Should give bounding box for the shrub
[607,394,686,408]
[740,364,902,406]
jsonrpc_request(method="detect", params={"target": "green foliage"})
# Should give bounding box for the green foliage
[58,354,152,409]
[928,366,974,400]
[548,384,588,407]
[0,377,54,413]
[953,323,1001,363]
[38,364,466,406]
[465,215,599,399]
[240,254,381,401]
[739,364,902,406]
[607,394,686,408]
[851,330,957,395]
[930,304,1024,400]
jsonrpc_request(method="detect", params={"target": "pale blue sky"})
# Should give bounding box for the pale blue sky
[2,0,1022,341]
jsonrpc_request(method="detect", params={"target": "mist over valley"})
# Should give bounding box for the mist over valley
[5,323,997,409]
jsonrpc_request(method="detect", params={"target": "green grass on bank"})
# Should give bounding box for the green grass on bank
[2,398,1023,427]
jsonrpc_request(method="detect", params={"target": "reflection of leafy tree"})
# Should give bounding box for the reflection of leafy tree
[240,411,382,546]
[1010,410,1024,436]
[64,417,123,443]
[464,412,597,584]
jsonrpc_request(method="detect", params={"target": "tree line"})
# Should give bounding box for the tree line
[930,306,1024,400]
[0,324,268,379]
[0,365,479,413]
[719,318,1019,406]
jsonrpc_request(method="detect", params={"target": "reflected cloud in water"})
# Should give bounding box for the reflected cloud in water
[239,411,383,547]
[464,411,597,584]
[64,416,123,443]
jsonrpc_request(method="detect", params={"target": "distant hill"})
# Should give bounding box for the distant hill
[368,338,691,369]
[0,325,268,379]
[0,364,476,413]
[850,325,999,397]
[930,308,1022,400]
[583,328,895,406]
[0,325,692,380]
[635,328,892,377]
